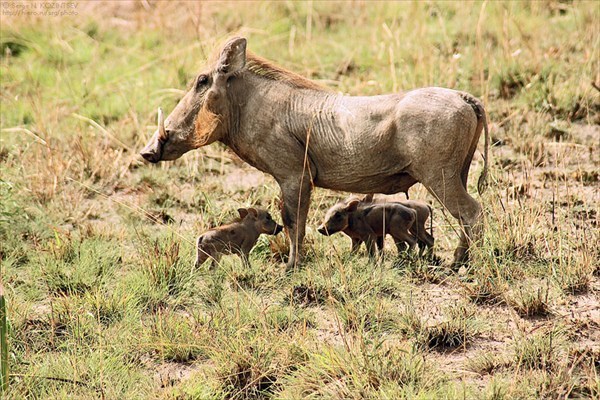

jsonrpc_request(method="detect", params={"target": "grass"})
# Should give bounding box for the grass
[505,279,553,318]
[466,352,511,376]
[513,328,565,371]
[277,342,439,398]
[1,0,598,398]
[420,303,480,351]
[0,283,7,394]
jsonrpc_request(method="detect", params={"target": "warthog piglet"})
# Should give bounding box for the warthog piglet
[317,199,417,257]
[361,195,434,257]
[195,207,283,268]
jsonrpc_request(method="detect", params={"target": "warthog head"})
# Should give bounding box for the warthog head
[239,208,284,235]
[140,37,247,163]
[317,199,360,236]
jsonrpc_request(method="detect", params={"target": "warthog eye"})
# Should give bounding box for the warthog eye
[196,74,209,90]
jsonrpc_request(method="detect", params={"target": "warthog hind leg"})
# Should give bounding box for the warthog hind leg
[427,176,483,265]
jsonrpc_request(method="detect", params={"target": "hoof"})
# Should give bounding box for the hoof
[453,246,469,266]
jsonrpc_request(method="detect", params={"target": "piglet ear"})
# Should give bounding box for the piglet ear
[248,207,258,217]
[346,200,360,212]
[362,194,374,203]
[216,37,247,75]
[238,208,249,219]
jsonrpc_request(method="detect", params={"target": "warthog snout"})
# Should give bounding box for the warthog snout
[317,225,329,235]
[140,108,168,163]
[140,141,162,163]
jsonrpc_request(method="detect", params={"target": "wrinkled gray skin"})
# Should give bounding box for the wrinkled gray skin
[140,37,489,268]
[317,199,417,257]
[361,195,435,258]
[195,207,283,268]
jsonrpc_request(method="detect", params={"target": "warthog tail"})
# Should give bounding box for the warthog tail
[460,93,490,195]
[477,103,490,195]
[428,204,433,237]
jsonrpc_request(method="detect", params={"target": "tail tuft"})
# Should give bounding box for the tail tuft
[428,204,433,236]
[477,169,488,195]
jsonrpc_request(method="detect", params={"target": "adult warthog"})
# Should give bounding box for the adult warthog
[140,37,489,268]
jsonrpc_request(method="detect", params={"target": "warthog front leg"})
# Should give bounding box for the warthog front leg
[238,251,251,268]
[364,236,379,258]
[279,177,312,269]
[195,236,211,268]
[350,238,362,254]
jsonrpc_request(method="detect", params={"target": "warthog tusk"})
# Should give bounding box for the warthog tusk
[158,107,166,140]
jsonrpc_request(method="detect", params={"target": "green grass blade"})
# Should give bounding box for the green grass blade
[0,283,7,393]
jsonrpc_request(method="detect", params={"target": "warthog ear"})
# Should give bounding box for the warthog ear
[346,200,360,212]
[238,208,249,219]
[248,207,258,218]
[216,37,247,75]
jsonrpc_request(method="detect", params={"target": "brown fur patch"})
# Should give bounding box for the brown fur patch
[244,52,329,92]
[193,105,221,147]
